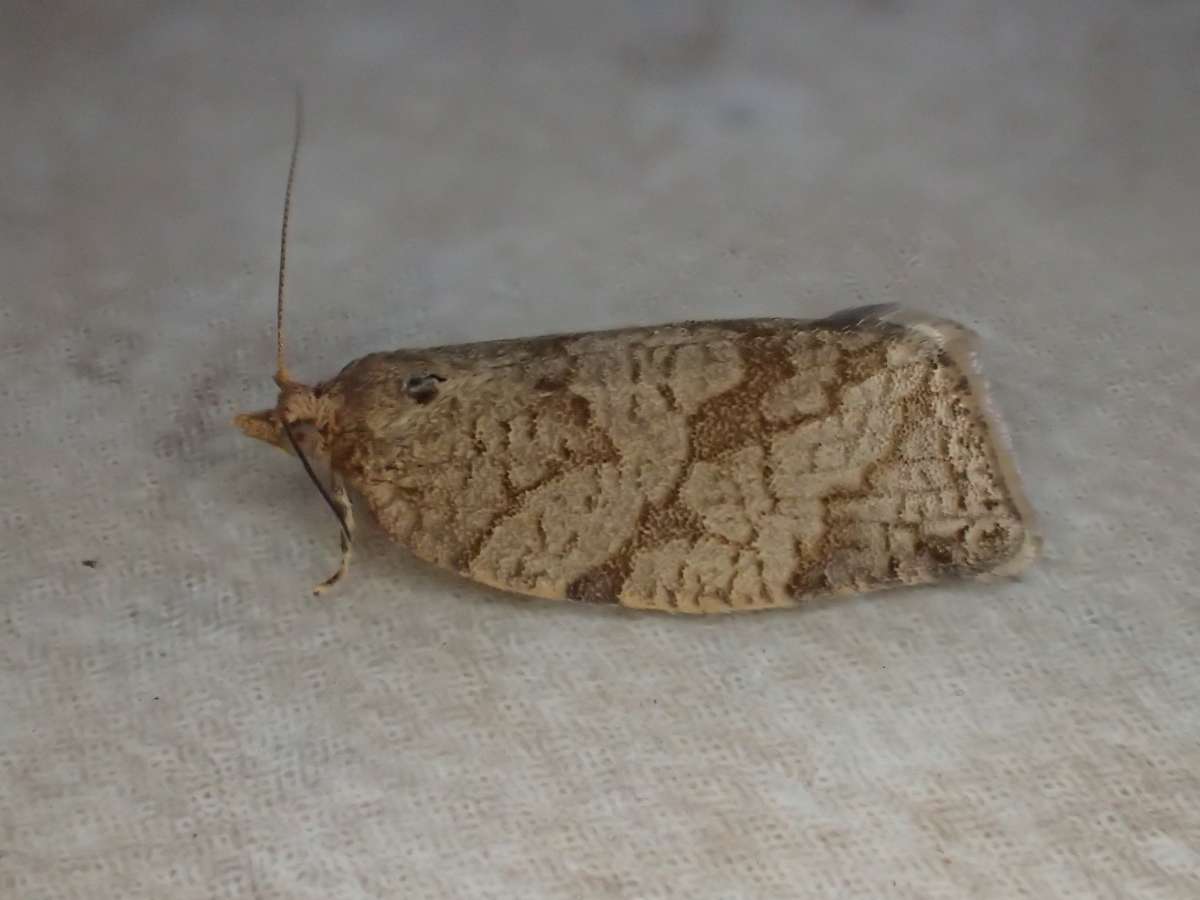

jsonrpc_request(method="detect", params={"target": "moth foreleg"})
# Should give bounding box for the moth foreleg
[313,472,355,596]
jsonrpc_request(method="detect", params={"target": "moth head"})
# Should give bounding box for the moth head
[233,382,334,456]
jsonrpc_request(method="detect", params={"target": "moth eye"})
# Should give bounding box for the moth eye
[404,373,445,404]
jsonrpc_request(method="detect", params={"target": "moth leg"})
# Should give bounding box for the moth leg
[313,472,355,596]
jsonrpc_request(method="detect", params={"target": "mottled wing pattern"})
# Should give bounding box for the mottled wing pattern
[329,312,1036,613]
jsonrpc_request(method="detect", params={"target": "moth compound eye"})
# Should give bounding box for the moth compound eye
[404,373,445,404]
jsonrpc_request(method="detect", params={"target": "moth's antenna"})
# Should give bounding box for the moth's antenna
[276,87,304,386]
[272,90,355,593]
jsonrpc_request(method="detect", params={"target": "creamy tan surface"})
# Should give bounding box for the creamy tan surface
[5,2,1199,898]
[322,314,1034,611]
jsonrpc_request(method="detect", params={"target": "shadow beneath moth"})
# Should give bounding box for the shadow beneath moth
[235,96,1039,612]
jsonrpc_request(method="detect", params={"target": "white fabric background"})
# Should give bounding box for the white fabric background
[4,2,1198,897]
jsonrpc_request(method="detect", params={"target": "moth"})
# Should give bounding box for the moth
[236,97,1038,612]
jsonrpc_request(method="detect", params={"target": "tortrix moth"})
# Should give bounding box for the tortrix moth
[235,96,1038,612]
